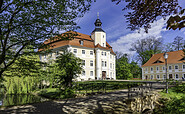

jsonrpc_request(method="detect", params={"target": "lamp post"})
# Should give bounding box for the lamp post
[163,52,168,93]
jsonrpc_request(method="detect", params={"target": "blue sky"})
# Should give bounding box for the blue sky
[76,0,185,56]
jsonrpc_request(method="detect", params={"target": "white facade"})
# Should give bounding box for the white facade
[40,17,116,81]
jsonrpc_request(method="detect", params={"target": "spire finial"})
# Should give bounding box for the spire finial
[97,12,99,19]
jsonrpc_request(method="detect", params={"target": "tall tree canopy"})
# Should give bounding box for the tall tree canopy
[172,36,184,51]
[130,36,163,65]
[0,0,92,78]
[112,0,184,32]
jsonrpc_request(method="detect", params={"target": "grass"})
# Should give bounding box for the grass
[154,84,185,113]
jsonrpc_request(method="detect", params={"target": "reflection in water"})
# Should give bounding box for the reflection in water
[0,94,45,107]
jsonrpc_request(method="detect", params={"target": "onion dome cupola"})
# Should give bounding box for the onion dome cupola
[91,12,106,47]
[92,12,105,33]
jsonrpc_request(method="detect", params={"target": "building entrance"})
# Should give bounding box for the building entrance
[102,71,106,79]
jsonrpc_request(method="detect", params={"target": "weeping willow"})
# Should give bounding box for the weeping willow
[2,52,46,94]
[3,76,39,94]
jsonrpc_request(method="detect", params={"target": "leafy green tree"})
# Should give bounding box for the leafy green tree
[116,53,133,79]
[112,0,184,32]
[54,51,83,89]
[0,0,92,79]
[130,61,142,79]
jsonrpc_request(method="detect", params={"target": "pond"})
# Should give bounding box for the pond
[0,94,47,107]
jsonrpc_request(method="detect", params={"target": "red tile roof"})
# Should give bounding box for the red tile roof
[142,50,185,67]
[39,31,115,55]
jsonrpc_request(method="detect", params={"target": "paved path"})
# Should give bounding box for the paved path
[0,83,166,114]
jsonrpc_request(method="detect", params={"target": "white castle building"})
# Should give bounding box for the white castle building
[39,15,116,81]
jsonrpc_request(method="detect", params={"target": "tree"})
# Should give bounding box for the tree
[130,61,142,79]
[112,0,185,32]
[116,53,133,79]
[0,0,92,79]
[163,43,175,52]
[2,52,46,94]
[172,36,184,51]
[55,51,83,89]
[130,36,162,65]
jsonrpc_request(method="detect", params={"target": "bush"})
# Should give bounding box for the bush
[155,85,185,113]
[165,96,185,113]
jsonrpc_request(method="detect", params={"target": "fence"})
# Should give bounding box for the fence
[74,80,178,98]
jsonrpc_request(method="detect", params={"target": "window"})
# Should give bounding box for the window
[175,65,178,69]
[80,40,83,45]
[110,63,112,69]
[73,49,77,53]
[90,51,93,55]
[110,72,112,78]
[90,71,93,76]
[110,55,112,59]
[82,71,85,76]
[151,75,153,79]
[113,64,114,69]
[103,35,104,38]
[82,60,85,66]
[145,68,148,71]
[151,67,153,71]
[82,50,85,54]
[157,75,160,79]
[90,60,93,66]
[105,52,106,56]
[163,67,165,70]
[183,74,185,78]
[156,67,159,71]
[169,66,172,70]
[105,61,107,67]
[175,74,179,79]
[163,75,166,79]
[103,43,105,47]
[102,61,104,67]
[102,52,104,56]
[183,65,185,69]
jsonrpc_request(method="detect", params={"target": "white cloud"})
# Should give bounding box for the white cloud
[110,18,167,56]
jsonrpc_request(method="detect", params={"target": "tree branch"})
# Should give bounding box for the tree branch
[0,0,3,11]
[0,1,13,13]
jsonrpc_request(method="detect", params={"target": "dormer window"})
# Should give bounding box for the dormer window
[80,40,83,45]
[103,43,105,47]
